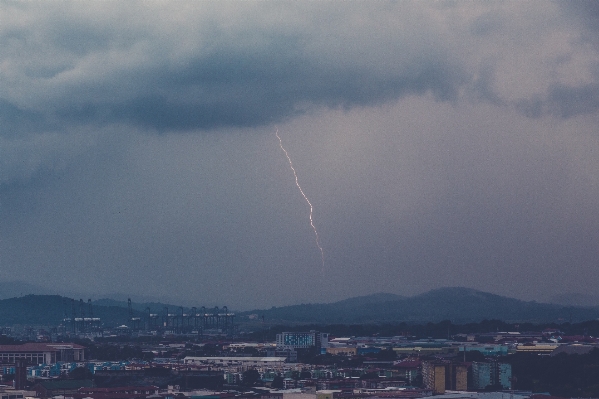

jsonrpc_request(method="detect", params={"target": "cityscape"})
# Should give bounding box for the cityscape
[3,2,599,399]
[0,291,598,399]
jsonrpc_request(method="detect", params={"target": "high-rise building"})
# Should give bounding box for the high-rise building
[423,361,468,393]
[497,363,512,389]
[471,361,512,389]
[472,362,492,389]
[14,358,27,390]
[422,362,446,394]
[449,363,468,391]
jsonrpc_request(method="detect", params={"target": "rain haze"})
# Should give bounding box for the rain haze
[1,1,599,310]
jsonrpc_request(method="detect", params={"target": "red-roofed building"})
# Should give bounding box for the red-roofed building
[0,343,85,364]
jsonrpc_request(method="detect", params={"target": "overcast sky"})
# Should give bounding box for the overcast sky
[2,1,599,310]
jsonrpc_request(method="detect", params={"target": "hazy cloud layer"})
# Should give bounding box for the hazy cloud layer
[1,1,599,309]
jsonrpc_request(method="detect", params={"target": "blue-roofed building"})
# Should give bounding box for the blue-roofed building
[460,344,508,356]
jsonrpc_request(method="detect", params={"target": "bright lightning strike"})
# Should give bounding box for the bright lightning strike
[276,127,325,271]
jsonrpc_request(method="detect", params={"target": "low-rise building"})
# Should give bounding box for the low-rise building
[71,386,160,399]
[515,344,558,354]
[459,345,508,357]
[32,379,93,398]
[184,357,287,369]
[326,348,357,357]
[0,389,35,399]
[0,343,85,364]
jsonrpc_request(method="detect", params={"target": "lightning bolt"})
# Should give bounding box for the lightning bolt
[276,127,325,271]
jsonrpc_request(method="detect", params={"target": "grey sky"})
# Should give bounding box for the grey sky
[1,1,599,310]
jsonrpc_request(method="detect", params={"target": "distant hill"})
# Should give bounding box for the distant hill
[550,293,599,308]
[333,292,405,307]
[0,281,55,299]
[237,287,599,324]
[92,298,198,314]
[0,295,229,327]
[0,280,198,310]
[0,288,597,328]
[0,295,144,327]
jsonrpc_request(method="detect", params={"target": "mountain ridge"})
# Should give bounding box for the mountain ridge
[238,287,599,324]
[0,287,597,327]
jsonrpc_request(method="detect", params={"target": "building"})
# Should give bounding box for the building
[184,356,286,369]
[515,344,558,354]
[393,347,456,356]
[14,359,27,390]
[32,379,93,398]
[550,343,598,356]
[460,345,509,357]
[0,343,85,364]
[422,362,446,395]
[497,363,512,389]
[276,332,329,351]
[317,380,359,391]
[266,347,299,363]
[447,363,467,391]
[0,389,35,399]
[326,347,357,356]
[71,386,160,399]
[393,359,421,384]
[471,361,512,390]
[93,369,223,391]
[316,391,339,399]
[422,361,467,394]
[262,393,316,399]
[472,362,492,389]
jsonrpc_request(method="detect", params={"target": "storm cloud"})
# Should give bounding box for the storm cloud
[1,3,469,134]
[1,1,599,309]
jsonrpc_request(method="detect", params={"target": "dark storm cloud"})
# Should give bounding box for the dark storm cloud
[3,1,599,309]
[561,0,599,32]
[2,1,598,140]
[38,23,466,132]
[0,100,49,138]
[0,1,472,184]
[56,57,464,131]
[547,84,599,117]
[516,84,599,119]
